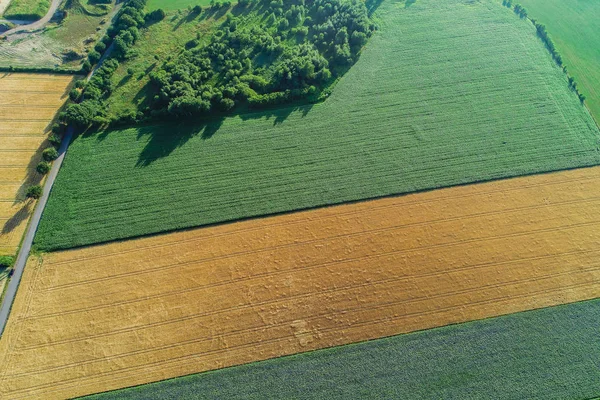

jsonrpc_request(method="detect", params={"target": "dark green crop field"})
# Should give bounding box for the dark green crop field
[517,0,600,124]
[84,299,600,400]
[35,0,600,251]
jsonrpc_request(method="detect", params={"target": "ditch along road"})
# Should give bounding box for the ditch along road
[0,47,113,336]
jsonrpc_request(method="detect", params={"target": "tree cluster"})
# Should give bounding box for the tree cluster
[150,0,375,117]
[62,0,151,128]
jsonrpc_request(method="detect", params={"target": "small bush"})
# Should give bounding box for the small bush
[42,147,59,161]
[36,161,51,175]
[26,185,43,200]
[0,255,15,269]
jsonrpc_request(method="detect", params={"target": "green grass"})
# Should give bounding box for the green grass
[146,0,215,12]
[3,0,50,20]
[35,0,600,251]
[83,299,600,399]
[516,0,600,125]
[107,9,225,119]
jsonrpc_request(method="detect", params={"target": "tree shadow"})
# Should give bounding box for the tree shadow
[2,201,32,234]
[366,0,386,15]
[135,117,225,166]
[405,0,417,7]
[172,9,201,31]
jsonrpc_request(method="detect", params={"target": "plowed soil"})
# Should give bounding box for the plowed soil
[3,167,600,399]
[0,73,74,255]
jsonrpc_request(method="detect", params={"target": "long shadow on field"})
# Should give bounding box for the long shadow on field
[135,118,225,167]
[134,101,314,165]
[2,202,31,234]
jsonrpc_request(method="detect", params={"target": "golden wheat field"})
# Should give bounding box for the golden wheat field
[0,73,75,255]
[2,166,600,398]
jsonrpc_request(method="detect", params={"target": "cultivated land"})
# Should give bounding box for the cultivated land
[35,0,600,251]
[88,298,600,400]
[518,0,600,123]
[0,73,74,256]
[5,166,600,398]
[2,0,50,20]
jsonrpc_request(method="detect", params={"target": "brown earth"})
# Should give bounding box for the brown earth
[0,72,75,255]
[3,166,600,398]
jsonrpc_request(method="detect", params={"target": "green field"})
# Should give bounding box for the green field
[517,0,600,125]
[3,0,50,20]
[84,299,600,399]
[146,0,215,12]
[35,0,600,251]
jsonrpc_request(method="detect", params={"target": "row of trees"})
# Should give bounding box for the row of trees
[150,0,375,117]
[503,1,586,103]
[60,0,164,128]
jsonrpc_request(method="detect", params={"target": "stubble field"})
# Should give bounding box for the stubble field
[4,166,600,399]
[0,73,74,256]
[35,0,600,251]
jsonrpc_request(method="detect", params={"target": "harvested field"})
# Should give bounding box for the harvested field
[0,73,75,255]
[89,298,600,400]
[4,166,600,399]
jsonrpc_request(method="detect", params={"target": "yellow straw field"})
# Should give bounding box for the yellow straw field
[2,166,600,398]
[0,73,75,255]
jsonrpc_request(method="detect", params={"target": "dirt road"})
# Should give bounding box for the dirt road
[2,0,63,36]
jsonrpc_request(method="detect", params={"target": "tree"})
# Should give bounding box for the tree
[36,161,51,175]
[42,147,59,161]
[26,185,43,200]
[0,255,14,269]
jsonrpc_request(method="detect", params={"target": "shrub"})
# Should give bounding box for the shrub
[36,161,51,175]
[88,50,101,65]
[0,255,14,269]
[42,147,59,161]
[48,134,62,147]
[26,185,43,200]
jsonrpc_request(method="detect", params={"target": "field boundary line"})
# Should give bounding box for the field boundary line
[44,197,600,291]
[44,171,600,266]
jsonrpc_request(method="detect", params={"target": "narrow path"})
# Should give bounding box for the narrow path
[0,126,74,336]
[2,0,64,36]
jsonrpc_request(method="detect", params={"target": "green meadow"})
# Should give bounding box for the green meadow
[35,0,600,251]
[3,0,50,20]
[518,0,600,124]
[146,0,215,12]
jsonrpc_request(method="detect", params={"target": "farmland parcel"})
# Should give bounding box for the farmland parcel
[35,0,600,251]
[88,298,600,400]
[517,0,600,124]
[0,73,74,256]
[5,166,600,399]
